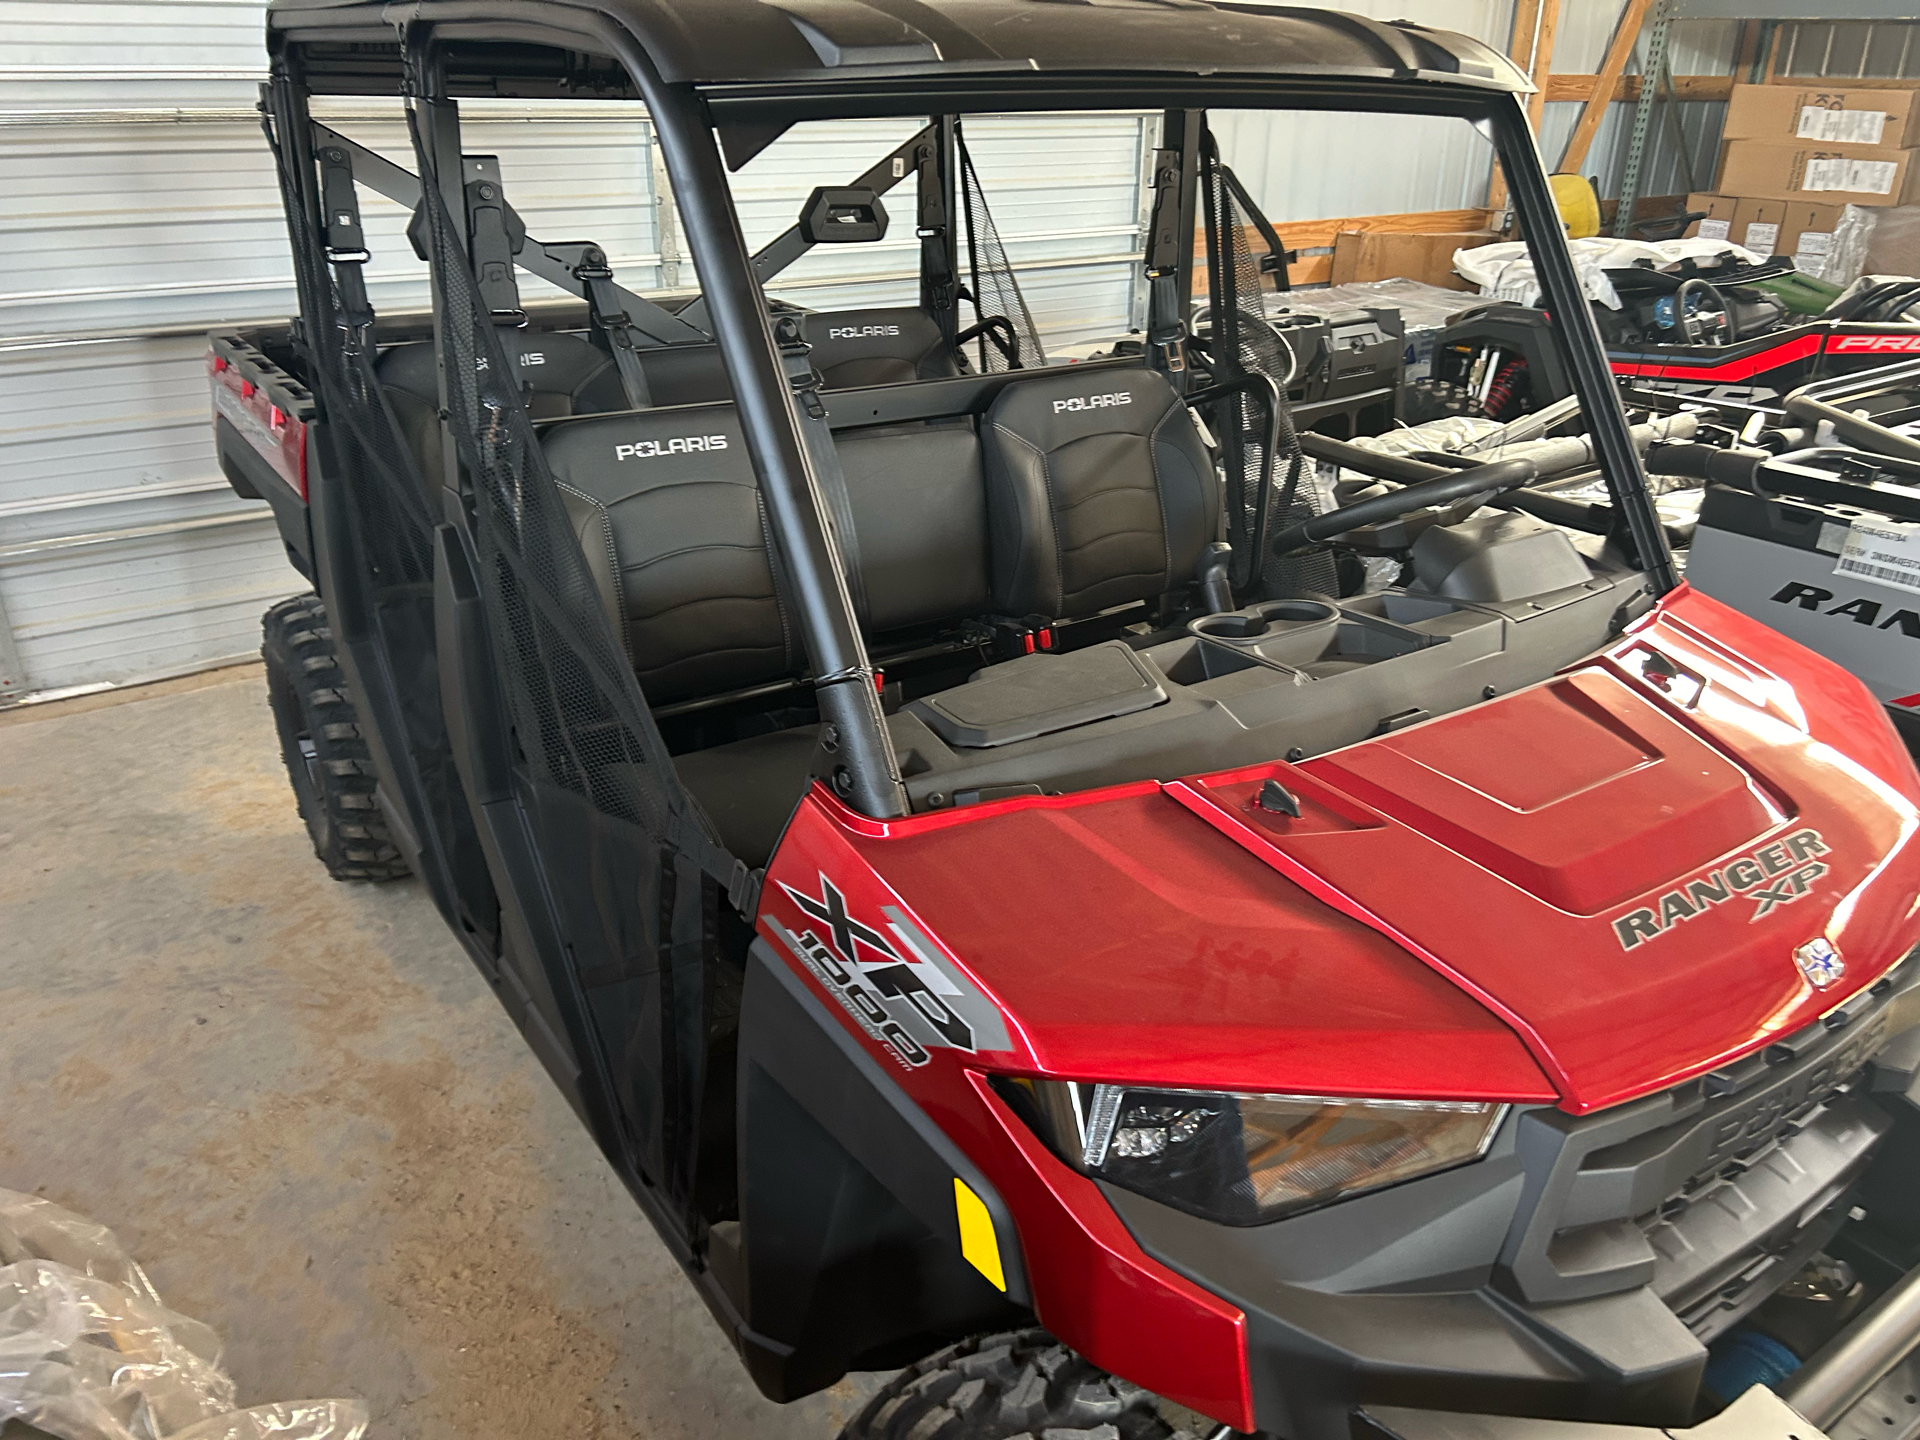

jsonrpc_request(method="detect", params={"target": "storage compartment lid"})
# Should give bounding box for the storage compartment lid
[908,640,1167,748]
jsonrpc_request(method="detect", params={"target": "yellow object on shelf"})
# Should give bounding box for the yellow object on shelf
[1551,173,1601,239]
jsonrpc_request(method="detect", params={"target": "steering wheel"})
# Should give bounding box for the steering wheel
[1268,456,1539,556]
[1672,277,1731,346]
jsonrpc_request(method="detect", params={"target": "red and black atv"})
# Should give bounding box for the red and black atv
[1412,254,1920,424]
[216,4,1920,1438]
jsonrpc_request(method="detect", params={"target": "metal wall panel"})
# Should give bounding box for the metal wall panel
[1212,0,1513,222]
[0,0,1152,699]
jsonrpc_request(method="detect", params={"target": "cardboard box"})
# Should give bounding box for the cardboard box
[1328,230,1497,291]
[1718,139,1920,207]
[1729,196,1847,257]
[1683,193,1740,240]
[1725,83,1920,151]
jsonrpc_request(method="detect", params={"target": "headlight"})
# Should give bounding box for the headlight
[1004,1080,1506,1226]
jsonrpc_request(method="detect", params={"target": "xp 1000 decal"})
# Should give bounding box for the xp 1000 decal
[770,873,1011,1068]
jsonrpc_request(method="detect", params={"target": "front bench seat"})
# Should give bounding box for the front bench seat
[540,403,802,706]
[804,308,959,389]
[981,368,1219,620]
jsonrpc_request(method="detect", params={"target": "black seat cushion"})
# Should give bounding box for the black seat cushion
[804,308,958,389]
[981,368,1218,621]
[541,404,801,705]
[838,421,991,634]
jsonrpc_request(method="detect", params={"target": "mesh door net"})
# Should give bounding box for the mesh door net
[261,80,503,952]
[402,95,735,1222]
[956,126,1047,373]
[1198,131,1337,599]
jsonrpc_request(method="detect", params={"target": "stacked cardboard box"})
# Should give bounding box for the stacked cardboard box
[1685,191,1847,273]
[1718,83,1920,208]
[1682,84,1920,279]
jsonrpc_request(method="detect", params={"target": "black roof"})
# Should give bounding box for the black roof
[267,0,1528,94]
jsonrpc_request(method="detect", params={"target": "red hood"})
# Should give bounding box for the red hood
[766,587,1920,1114]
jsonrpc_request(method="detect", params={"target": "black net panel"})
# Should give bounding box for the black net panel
[1199,135,1337,599]
[264,92,519,939]
[956,128,1047,372]
[399,100,721,1217]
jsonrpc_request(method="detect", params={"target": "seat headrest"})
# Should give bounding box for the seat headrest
[377,330,622,418]
[541,401,748,481]
[984,366,1185,446]
[803,308,955,388]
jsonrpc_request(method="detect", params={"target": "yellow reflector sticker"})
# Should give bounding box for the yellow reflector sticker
[953,1178,1006,1292]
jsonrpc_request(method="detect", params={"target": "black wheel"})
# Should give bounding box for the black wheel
[839,1329,1199,1440]
[261,594,410,882]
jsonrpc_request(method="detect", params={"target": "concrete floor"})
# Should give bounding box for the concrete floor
[0,666,879,1439]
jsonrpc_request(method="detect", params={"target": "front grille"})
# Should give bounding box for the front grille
[1499,955,1920,1337]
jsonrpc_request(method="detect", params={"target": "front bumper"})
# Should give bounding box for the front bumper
[1367,1385,1837,1440]
[1368,1256,1920,1440]
[1105,959,1920,1440]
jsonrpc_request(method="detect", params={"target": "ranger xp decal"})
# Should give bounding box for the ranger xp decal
[1613,829,1831,950]
[770,873,1011,1068]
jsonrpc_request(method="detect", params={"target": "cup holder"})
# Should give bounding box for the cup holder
[1195,613,1271,640]
[1262,600,1337,625]
[1191,599,1337,644]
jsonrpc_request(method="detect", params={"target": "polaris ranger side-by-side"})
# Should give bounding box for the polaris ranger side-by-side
[215,4,1920,1437]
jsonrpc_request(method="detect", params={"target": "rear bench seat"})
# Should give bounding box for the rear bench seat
[539,365,1218,862]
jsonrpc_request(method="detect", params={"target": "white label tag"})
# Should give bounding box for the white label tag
[1797,229,1834,254]
[1805,156,1900,194]
[1697,218,1731,240]
[1743,221,1781,252]
[1817,521,1852,556]
[1797,104,1889,146]
[1836,519,1920,593]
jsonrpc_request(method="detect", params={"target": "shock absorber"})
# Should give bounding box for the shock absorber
[1482,358,1528,421]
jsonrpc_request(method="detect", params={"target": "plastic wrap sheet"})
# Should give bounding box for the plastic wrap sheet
[1824,207,1920,290]
[1264,278,1482,334]
[0,1190,367,1440]
[1454,238,1765,309]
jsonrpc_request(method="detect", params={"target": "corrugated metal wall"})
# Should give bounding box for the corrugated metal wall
[1216,0,1514,221]
[0,4,1153,701]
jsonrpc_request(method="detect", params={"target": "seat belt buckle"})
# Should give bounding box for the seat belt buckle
[1151,322,1189,374]
[985,616,1055,659]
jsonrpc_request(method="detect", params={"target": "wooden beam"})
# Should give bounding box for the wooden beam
[1543,73,1735,103]
[1559,0,1655,176]
[1487,0,1544,209]
[1194,208,1496,292]
[1523,0,1564,139]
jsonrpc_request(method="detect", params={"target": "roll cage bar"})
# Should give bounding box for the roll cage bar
[267,9,1677,825]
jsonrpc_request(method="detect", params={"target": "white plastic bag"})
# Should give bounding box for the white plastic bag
[1453,237,1765,309]
[0,1190,367,1440]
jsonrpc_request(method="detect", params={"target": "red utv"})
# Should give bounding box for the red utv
[213,3,1920,1437]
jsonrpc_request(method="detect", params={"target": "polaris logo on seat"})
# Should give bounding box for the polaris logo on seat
[828,325,900,340]
[614,435,729,461]
[1053,391,1133,414]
